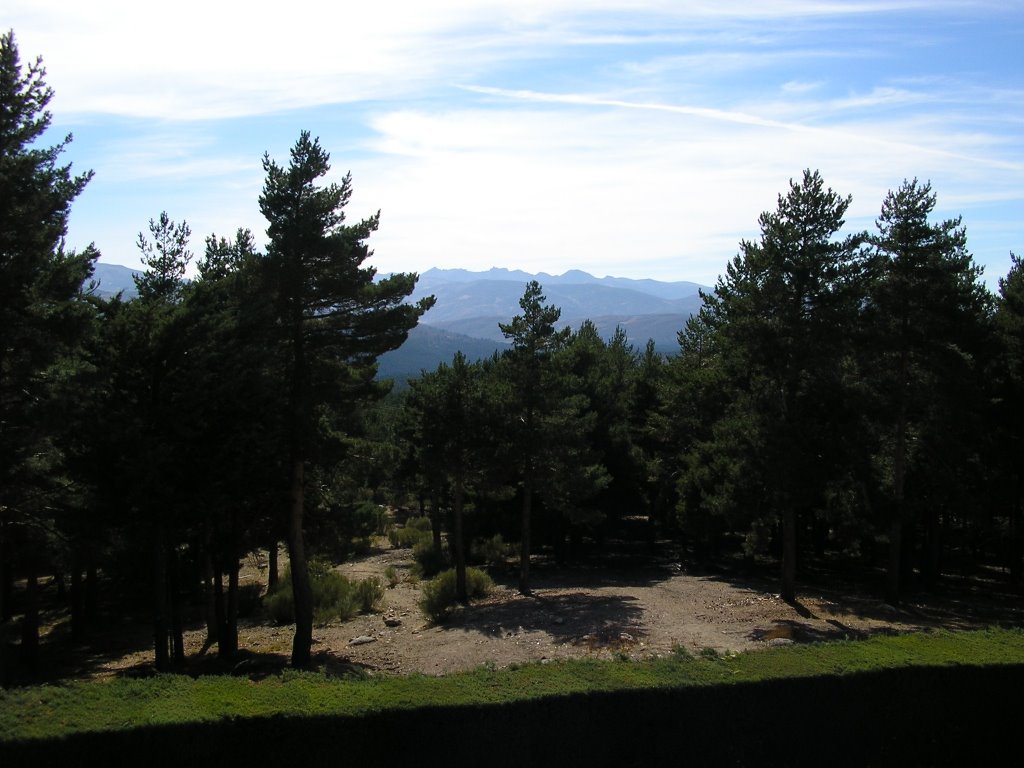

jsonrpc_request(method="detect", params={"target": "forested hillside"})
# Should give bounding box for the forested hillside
[2,29,1022,686]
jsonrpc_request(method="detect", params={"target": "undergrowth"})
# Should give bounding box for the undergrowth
[419,567,494,621]
[262,561,383,625]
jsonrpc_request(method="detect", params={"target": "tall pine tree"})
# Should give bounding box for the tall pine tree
[0,30,98,667]
[259,132,433,667]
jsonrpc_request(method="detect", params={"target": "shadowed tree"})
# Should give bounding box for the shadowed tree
[259,131,433,667]
[695,170,864,602]
[865,179,992,602]
[0,30,98,670]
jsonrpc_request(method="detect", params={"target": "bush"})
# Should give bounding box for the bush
[387,517,433,549]
[412,539,448,578]
[383,565,400,588]
[470,534,513,565]
[419,567,493,622]
[263,561,383,625]
[355,577,384,613]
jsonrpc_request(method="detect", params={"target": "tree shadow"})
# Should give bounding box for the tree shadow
[687,546,1024,635]
[443,589,648,648]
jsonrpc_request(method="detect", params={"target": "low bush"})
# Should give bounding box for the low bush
[355,577,384,613]
[388,516,433,549]
[419,567,493,622]
[470,534,514,565]
[263,561,383,625]
[412,539,448,578]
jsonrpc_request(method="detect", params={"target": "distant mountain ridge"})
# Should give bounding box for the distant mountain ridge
[379,266,708,378]
[89,261,707,380]
[91,263,140,298]
[413,267,704,301]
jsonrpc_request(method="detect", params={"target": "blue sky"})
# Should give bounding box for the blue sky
[9,1,1023,287]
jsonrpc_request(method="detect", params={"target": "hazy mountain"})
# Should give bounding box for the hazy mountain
[90,263,139,299]
[392,268,707,372]
[415,279,699,325]
[377,324,509,381]
[87,262,704,378]
[427,308,701,353]
[414,267,703,300]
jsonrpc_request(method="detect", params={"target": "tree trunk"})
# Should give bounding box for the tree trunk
[85,564,98,622]
[202,524,218,644]
[1011,475,1023,584]
[169,547,185,666]
[887,353,909,605]
[288,458,314,668]
[454,477,467,604]
[781,507,796,603]
[70,561,86,645]
[519,471,533,595]
[214,569,227,657]
[0,534,11,623]
[430,494,443,558]
[153,526,170,672]
[19,567,39,672]
[922,508,941,590]
[225,548,239,659]
[268,540,279,592]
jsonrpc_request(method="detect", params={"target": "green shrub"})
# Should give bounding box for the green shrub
[419,567,493,622]
[355,577,384,613]
[406,516,433,532]
[383,565,400,588]
[263,561,383,625]
[412,539,448,578]
[470,534,513,565]
[388,517,434,549]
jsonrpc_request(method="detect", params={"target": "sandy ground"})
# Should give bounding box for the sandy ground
[40,535,1021,682]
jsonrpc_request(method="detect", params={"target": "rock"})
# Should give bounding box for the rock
[349,635,377,646]
[766,637,794,647]
[384,617,402,627]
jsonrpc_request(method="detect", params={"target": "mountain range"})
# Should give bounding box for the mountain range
[89,263,707,380]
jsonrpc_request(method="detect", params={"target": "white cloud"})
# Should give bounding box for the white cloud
[12,0,1020,286]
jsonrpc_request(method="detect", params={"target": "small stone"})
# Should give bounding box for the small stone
[349,635,377,646]
[384,617,402,627]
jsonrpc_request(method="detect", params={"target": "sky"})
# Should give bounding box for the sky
[9,1,1023,288]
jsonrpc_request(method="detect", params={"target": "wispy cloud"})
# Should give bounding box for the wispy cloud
[9,0,1020,286]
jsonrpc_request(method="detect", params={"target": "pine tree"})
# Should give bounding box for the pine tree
[866,179,992,601]
[994,254,1024,581]
[259,131,433,667]
[696,170,863,601]
[0,30,98,667]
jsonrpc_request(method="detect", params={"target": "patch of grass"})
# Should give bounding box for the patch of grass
[383,565,400,588]
[3,628,1024,742]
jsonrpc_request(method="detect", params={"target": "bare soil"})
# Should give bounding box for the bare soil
[24,534,1021,682]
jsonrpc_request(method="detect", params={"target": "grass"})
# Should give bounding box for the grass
[2,627,1023,742]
